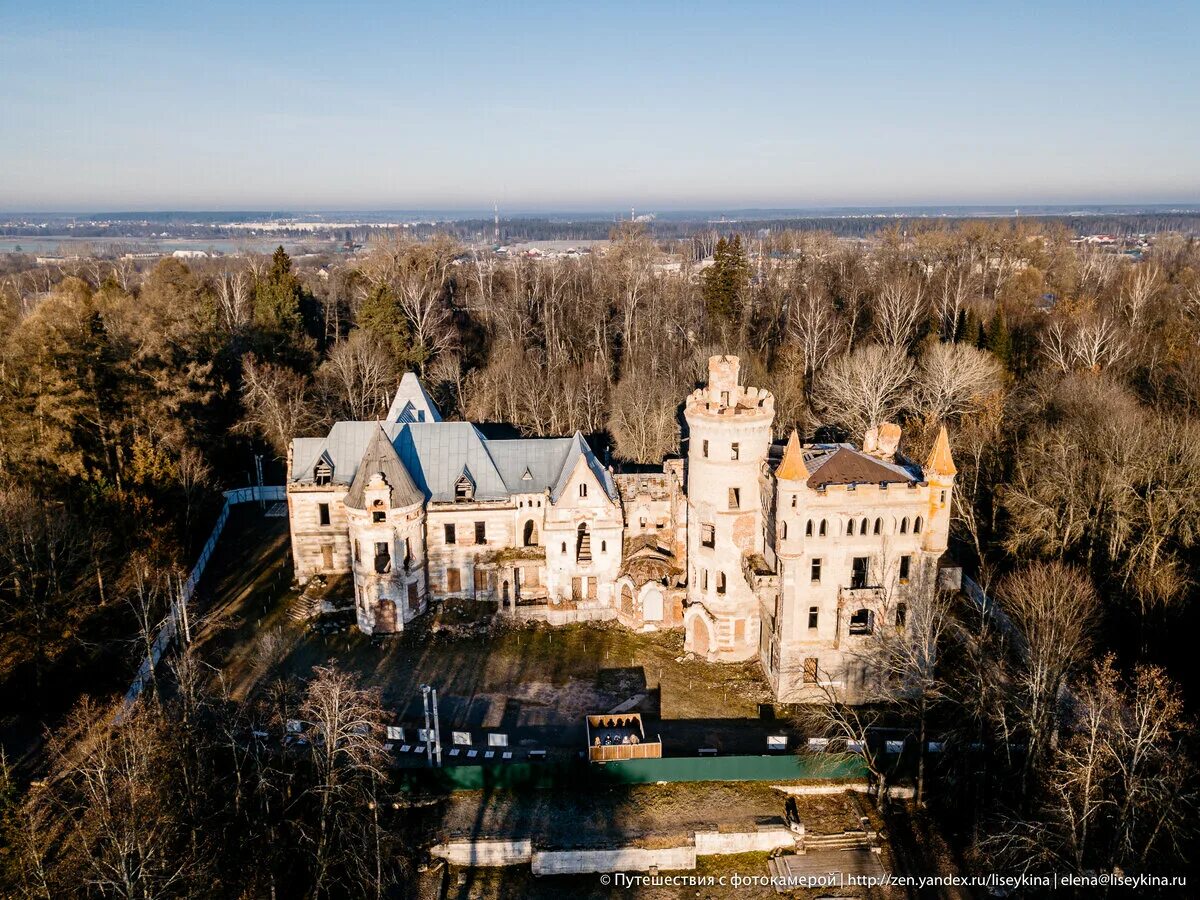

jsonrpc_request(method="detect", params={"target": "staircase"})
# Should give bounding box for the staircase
[288,590,321,622]
[577,530,592,562]
[799,830,877,853]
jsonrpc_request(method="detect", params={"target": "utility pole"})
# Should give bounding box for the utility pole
[254,453,265,510]
[176,572,191,644]
[421,684,434,767]
[431,686,442,767]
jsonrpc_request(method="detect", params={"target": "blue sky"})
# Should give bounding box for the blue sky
[1,0,1197,211]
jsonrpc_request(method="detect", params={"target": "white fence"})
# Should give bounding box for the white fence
[120,485,286,713]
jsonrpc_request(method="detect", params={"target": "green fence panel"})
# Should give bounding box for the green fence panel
[396,753,868,794]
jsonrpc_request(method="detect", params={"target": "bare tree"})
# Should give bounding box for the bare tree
[239,354,318,457]
[996,562,1099,800]
[913,342,1004,424]
[871,276,925,349]
[299,666,387,899]
[812,344,913,436]
[317,330,398,421]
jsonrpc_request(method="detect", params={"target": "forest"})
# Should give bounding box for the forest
[0,219,1198,895]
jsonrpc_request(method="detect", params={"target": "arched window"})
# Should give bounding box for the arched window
[900,517,909,534]
[860,517,869,535]
[780,521,788,540]
[601,540,607,552]
[914,516,923,534]
[716,572,727,594]
[819,519,827,537]
[806,520,814,537]
[579,483,588,498]
[561,542,566,553]
[874,518,882,535]
[846,519,855,536]
[576,523,592,561]
[523,520,538,546]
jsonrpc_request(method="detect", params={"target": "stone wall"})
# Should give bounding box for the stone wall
[531,846,697,876]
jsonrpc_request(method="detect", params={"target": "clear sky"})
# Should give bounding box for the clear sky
[2,0,1198,211]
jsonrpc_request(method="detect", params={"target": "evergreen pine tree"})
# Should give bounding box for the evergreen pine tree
[985,307,1012,368]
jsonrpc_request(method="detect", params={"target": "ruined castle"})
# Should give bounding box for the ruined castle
[287,356,956,702]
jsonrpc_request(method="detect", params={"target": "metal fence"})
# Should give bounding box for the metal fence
[398,752,869,793]
[119,485,286,714]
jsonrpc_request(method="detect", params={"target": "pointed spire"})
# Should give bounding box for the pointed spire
[775,429,809,482]
[924,425,957,478]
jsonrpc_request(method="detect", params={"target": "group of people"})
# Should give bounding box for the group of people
[591,716,641,746]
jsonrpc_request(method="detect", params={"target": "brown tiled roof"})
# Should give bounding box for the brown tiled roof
[807,447,915,488]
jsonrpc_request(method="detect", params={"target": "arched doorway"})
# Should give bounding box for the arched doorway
[689,616,710,656]
[523,520,538,546]
[620,584,635,617]
[642,587,664,622]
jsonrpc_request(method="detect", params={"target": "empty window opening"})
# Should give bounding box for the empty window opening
[576,523,592,562]
[444,523,456,544]
[454,475,474,502]
[780,521,788,540]
[791,494,797,508]
[860,517,869,534]
[716,572,727,594]
[808,606,819,629]
[475,521,486,544]
[728,487,740,509]
[318,503,330,526]
[914,516,923,534]
[811,558,822,583]
[899,517,909,534]
[374,541,390,574]
[731,442,740,460]
[803,658,819,684]
[579,483,588,498]
[523,520,538,546]
[895,603,908,629]
[314,461,332,485]
[846,519,855,536]
[372,510,385,523]
[805,520,813,537]
[899,555,911,582]
[701,523,715,548]
[849,608,874,635]
[874,518,882,535]
[819,519,827,537]
[702,439,709,458]
[851,556,869,589]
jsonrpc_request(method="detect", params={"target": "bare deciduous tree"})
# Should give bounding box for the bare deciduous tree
[812,344,913,437]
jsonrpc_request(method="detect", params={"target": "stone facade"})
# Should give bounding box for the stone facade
[286,357,955,704]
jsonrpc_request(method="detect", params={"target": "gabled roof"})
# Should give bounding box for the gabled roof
[344,425,423,509]
[394,422,509,501]
[290,374,617,506]
[924,425,957,477]
[385,372,443,424]
[550,432,618,502]
[806,446,919,488]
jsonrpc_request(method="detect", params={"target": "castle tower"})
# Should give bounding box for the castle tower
[761,429,809,685]
[682,355,775,661]
[344,426,427,634]
[922,425,957,556]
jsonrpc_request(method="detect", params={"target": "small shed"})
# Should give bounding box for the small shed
[585,713,662,762]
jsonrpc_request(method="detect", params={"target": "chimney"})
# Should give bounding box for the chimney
[865,422,901,459]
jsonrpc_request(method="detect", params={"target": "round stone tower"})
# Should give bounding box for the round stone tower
[683,355,775,661]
